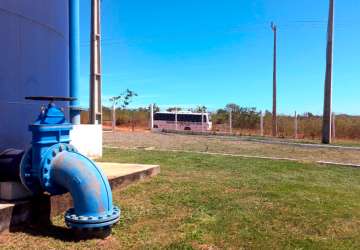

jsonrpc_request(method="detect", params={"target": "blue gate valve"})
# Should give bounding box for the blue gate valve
[20,96,120,233]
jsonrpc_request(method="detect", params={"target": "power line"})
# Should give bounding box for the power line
[78,20,360,47]
[80,22,269,43]
[81,26,270,47]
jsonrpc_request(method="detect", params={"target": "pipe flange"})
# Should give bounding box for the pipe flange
[39,143,78,195]
[64,206,121,228]
[20,148,43,194]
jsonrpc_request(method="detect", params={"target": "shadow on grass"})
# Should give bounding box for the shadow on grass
[14,221,112,242]
[12,222,82,242]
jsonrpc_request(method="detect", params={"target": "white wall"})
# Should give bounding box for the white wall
[70,125,102,158]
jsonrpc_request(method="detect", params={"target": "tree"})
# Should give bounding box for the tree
[109,89,138,109]
[188,105,207,113]
[153,103,160,112]
[167,107,182,112]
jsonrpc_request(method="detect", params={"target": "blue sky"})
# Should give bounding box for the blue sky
[78,0,360,115]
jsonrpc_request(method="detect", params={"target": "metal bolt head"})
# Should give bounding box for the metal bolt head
[98,216,103,219]
[71,147,77,152]
[114,206,119,210]
[78,216,84,220]
[70,214,76,219]
[66,145,71,150]
[53,149,58,155]
[88,216,93,220]
[59,145,64,151]
[107,214,111,217]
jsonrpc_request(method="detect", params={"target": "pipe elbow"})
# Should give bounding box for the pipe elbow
[51,151,111,217]
[39,144,120,227]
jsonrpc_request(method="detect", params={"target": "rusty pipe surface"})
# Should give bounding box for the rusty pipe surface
[49,151,112,218]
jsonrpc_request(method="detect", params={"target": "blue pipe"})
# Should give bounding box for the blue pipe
[69,0,81,125]
[43,144,120,228]
[19,102,120,232]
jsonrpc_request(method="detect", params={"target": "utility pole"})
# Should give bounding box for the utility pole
[322,0,335,144]
[229,108,232,134]
[175,107,178,130]
[260,110,263,136]
[111,104,115,132]
[294,110,297,138]
[150,104,154,131]
[201,108,204,133]
[271,22,277,137]
[89,0,102,124]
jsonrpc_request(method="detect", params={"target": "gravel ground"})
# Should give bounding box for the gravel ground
[103,131,360,165]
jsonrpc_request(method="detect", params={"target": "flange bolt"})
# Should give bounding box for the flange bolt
[59,145,64,151]
[53,149,58,155]
[71,147,77,152]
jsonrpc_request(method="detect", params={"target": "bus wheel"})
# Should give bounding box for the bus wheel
[184,127,191,131]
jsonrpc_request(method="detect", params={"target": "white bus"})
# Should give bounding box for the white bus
[153,111,212,131]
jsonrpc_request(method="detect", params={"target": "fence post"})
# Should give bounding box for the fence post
[260,109,263,136]
[294,110,297,138]
[229,108,232,134]
[132,109,135,132]
[175,107,178,130]
[111,104,115,132]
[201,108,204,133]
[150,104,154,132]
[332,112,335,140]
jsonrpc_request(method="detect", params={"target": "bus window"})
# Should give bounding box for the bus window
[208,115,212,122]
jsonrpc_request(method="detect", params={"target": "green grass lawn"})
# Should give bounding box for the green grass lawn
[4,148,360,249]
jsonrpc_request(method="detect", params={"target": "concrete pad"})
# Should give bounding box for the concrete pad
[0,163,160,233]
[98,163,160,191]
[1,182,33,201]
[99,163,159,178]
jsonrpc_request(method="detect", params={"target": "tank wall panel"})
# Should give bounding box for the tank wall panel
[0,10,21,103]
[0,0,69,153]
[0,0,68,37]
